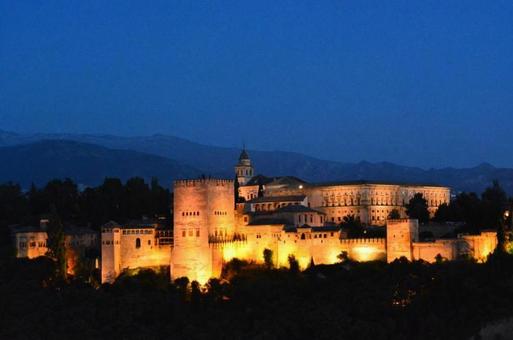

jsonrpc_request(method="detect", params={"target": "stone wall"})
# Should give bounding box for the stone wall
[412,239,459,262]
[339,238,386,262]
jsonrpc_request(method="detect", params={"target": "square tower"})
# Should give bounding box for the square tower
[386,219,419,263]
[171,178,234,284]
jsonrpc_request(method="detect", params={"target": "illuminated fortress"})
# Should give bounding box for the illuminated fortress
[101,150,497,284]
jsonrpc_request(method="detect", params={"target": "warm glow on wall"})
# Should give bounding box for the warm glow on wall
[352,246,382,262]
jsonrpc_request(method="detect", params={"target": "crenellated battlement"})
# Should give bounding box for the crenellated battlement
[386,218,412,224]
[340,238,385,245]
[173,178,234,188]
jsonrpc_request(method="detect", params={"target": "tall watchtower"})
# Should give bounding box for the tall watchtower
[171,178,234,284]
[386,219,419,263]
[235,148,254,186]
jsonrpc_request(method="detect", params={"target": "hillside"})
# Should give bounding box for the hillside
[1,131,513,194]
[0,140,203,188]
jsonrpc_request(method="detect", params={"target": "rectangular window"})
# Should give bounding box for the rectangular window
[182,230,186,237]
[196,230,200,237]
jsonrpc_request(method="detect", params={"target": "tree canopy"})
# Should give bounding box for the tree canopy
[405,193,430,223]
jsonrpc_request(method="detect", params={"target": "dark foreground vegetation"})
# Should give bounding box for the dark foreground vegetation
[2,248,513,340]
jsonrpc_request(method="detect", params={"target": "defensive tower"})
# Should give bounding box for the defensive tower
[386,219,419,262]
[171,178,235,283]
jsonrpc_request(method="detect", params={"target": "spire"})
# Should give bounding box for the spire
[239,144,249,161]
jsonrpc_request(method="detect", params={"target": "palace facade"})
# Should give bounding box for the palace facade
[100,150,496,284]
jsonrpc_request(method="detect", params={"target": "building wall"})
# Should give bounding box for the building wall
[306,184,450,226]
[171,179,234,284]
[14,232,48,259]
[239,185,259,201]
[101,226,171,283]
[118,229,171,270]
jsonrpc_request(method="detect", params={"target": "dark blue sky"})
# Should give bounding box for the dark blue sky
[1,1,512,168]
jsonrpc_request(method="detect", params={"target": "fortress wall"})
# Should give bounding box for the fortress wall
[339,238,386,262]
[119,231,171,269]
[229,225,282,265]
[460,231,497,262]
[412,240,459,262]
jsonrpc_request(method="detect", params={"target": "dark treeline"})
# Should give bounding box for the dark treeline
[2,252,513,339]
[0,177,171,244]
[434,181,511,233]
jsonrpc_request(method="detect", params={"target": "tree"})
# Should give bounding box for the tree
[0,182,28,244]
[263,248,273,269]
[288,254,300,273]
[481,180,507,229]
[405,193,430,223]
[433,203,452,222]
[43,179,80,221]
[340,215,364,237]
[388,209,401,220]
[451,192,482,231]
[337,251,349,263]
[46,207,67,281]
[308,256,315,269]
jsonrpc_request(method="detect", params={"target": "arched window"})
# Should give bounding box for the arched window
[301,233,306,240]
[135,238,141,249]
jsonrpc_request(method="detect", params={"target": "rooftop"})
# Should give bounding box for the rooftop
[247,195,306,204]
[247,218,290,226]
[285,225,341,233]
[310,180,448,188]
[275,205,325,214]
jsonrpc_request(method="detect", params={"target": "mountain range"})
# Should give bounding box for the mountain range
[0,130,512,195]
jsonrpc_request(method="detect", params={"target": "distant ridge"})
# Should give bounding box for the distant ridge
[0,140,203,188]
[1,131,513,194]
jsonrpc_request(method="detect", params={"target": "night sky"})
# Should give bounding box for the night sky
[1,1,512,168]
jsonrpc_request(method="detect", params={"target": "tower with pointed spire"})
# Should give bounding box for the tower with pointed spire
[235,146,254,186]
